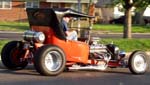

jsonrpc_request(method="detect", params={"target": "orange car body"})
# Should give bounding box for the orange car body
[32,26,89,64]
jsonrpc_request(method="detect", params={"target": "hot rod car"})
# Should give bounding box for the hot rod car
[1,8,149,76]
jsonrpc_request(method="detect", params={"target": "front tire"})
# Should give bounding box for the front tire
[34,45,66,76]
[128,50,149,74]
[1,41,28,70]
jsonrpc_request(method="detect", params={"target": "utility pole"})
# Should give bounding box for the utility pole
[87,0,95,44]
[77,0,81,37]
[77,0,81,29]
[88,0,95,29]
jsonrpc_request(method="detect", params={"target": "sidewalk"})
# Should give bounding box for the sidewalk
[0,31,23,34]
[91,30,150,35]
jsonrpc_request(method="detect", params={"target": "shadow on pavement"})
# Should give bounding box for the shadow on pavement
[0,61,40,76]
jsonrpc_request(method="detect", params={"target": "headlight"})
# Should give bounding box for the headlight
[23,30,45,43]
[114,46,120,54]
[106,44,120,54]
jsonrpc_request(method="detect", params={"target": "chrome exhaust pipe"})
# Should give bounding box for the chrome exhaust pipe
[69,65,107,71]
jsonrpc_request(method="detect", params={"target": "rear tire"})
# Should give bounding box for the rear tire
[128,50,149,74]
[34,45,66,76]
[1,41,28,70]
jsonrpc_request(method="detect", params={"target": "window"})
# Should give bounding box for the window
[0,0,12,9]
[71,3,82,12]
[25,1,39,8]
[51,3,60,8]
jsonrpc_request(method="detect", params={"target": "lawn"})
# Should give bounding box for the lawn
[93,24,150,33]
[100,39,150,52]
[0,40,10,52]
[0,21,150,33]
[0,21,29,32]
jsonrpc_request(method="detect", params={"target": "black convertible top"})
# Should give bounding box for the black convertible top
[26,8,93,26]
[26,8,93,40]
[53,8,94,18]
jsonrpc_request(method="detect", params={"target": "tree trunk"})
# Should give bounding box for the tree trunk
[123,8,132,39]
[134,10,145,25]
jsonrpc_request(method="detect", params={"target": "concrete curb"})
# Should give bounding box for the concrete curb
[91,31,150,35]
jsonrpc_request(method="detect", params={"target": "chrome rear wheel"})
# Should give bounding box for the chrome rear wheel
[45,51,63,72]
[34,45,66,76]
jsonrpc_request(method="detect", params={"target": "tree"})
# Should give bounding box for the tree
[113,0,150,38]
[133,1,150,25]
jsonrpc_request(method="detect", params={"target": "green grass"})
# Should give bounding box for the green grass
[100,39,150,52]
[0,21,29,32]
[0,40,10,52]
[0,39,150,53]
[93,24,150,33]
[0,21,149,33]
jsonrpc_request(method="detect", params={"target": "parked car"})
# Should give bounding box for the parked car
[110,15,150,24]
[143,16,150,25]
[109,16,125,24]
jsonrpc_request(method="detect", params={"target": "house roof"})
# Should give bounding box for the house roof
[45,0,98,3]
[95,0,112,7]
[12,0,98,4]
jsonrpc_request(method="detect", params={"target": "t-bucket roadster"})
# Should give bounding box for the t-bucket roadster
[1,8,149,76]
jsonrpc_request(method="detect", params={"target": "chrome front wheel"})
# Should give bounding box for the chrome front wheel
[128,50,149,74]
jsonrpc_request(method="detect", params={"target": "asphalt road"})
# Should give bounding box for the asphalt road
[92,33,150,39]
[0,32,150,40]
[0,62,150,85]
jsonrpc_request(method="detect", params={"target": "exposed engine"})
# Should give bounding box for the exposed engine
[69,43,112,71]
[90,43,111,61]
[76,42,120,70]
[69,42,127,71]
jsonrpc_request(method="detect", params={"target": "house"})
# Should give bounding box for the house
[0,0,97,21]
[95,0,150,24]
[95,0,114,23]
